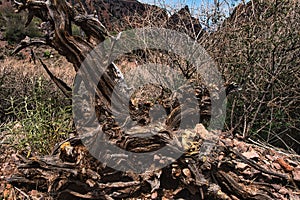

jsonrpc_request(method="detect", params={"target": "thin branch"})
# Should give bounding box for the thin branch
[12,37,47,55]
[39,58,72,98]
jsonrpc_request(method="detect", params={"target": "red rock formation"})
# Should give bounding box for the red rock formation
[166,5,204,39]
[72,0,203,37]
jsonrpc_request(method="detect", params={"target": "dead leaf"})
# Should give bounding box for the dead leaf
[242,168,252,176]
[279,187,289,195]
[151,191,158,199]
[242,150,259,159]
[194,124,218,140]
[292,167,300,181]
[290,193,300,200]
[265,154,275,161]
[147,177,160,192]
[222,138,234,147]
[276,158,294,172]
[272,162,282,170]
[236,162,248,170]
[218,153,224,161]
[29,190,38,196]
[271,184,281,190]
[233,139,248,152]
[0,183,4,194]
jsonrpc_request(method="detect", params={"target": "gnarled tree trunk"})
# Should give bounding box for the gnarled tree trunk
[8,0,300,199]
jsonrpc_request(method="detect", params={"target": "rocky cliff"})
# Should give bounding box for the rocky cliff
[71,0,203,38]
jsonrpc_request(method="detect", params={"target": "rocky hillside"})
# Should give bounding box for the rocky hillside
[70,0,203,38]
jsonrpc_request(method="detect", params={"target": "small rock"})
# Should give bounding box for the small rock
[242,150,259,159]
[194,124,210,139]
[151,191,158,199]
[86,179,96,187]
[11,154,19,162]
[172,167,181,177]
[233,139,248,152]
[30,190,38,196]
[182,168,191,178]
[153,154,160,161]
[223,138,234,147]
[292,167,300,181]
[236,162,248,169]
[159,159,166,165]
[271,184,281,190]
[279,187,289,195]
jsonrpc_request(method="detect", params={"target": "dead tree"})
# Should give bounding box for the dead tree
[8,0,300,199]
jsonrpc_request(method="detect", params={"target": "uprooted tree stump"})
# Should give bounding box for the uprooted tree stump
[7,0,300,199]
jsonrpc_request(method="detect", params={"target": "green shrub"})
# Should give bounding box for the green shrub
[43,50,52,58]
[71,23,82,37]
[1,76,73,155]
[0,5,42,43]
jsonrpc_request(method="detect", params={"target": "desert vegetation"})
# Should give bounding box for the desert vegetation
[204,1,300,153]
[0,51,74,153]
[0,1,41,43]
[0,0,299,199]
